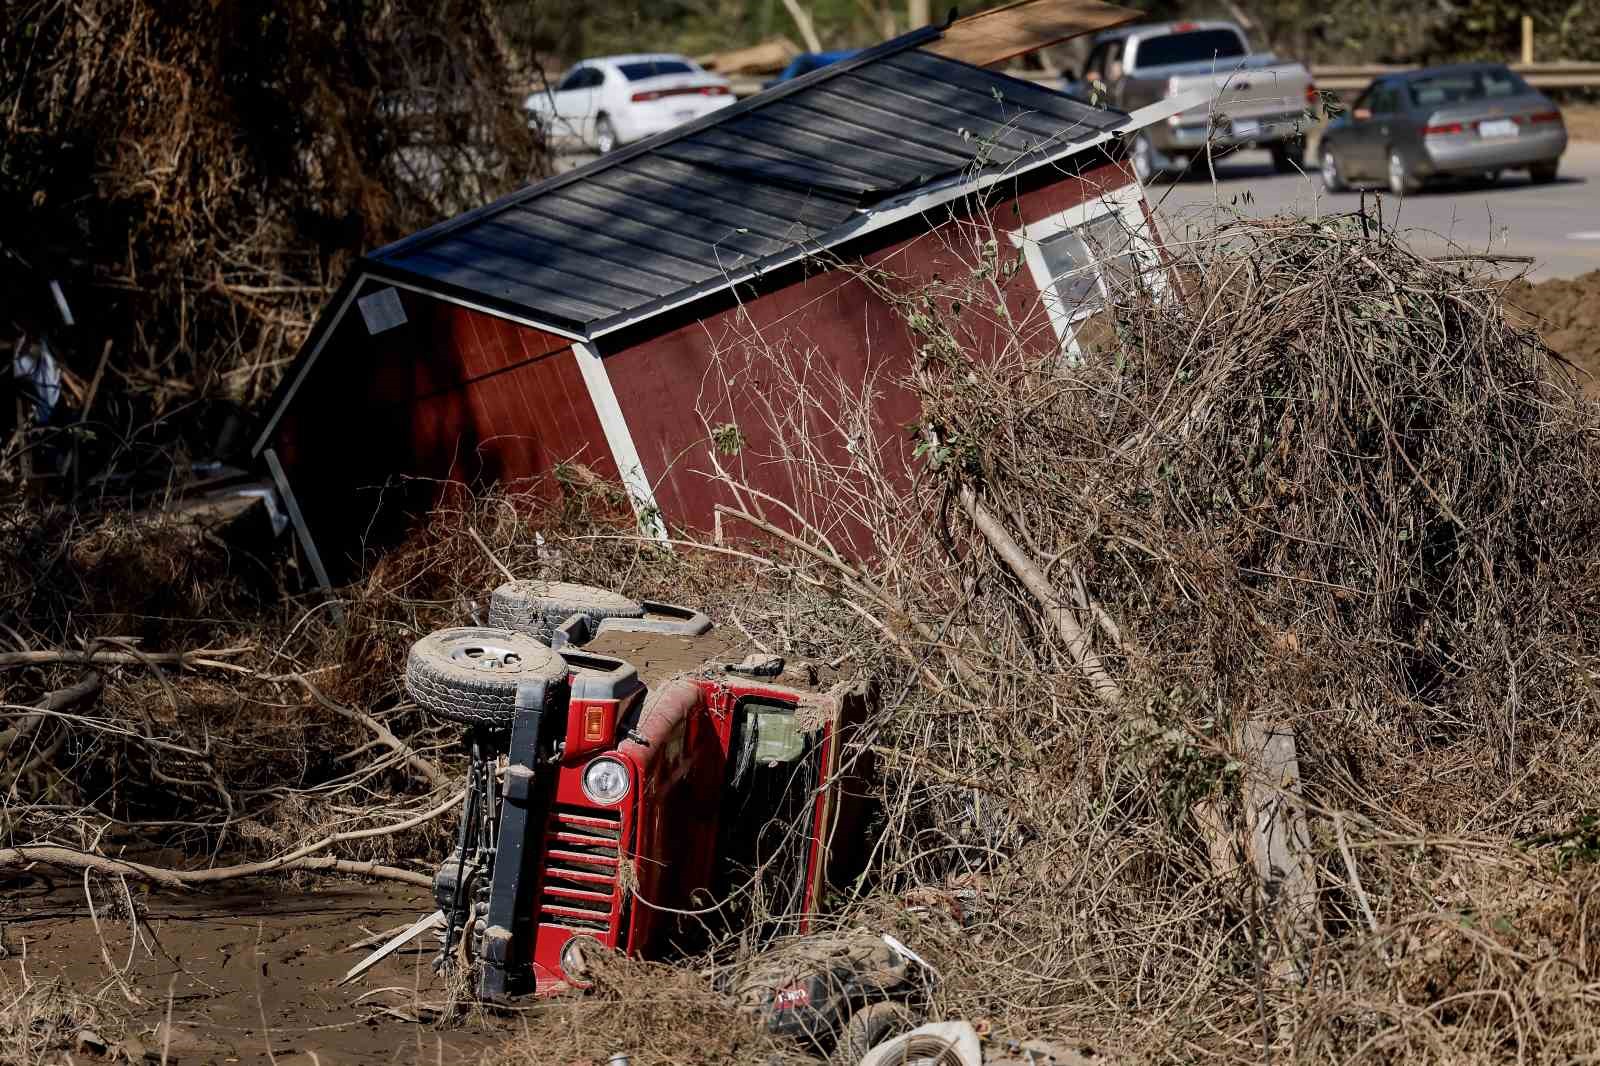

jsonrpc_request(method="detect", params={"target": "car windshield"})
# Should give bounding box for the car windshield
[1136,29,1246,68]
[1408,69,1527,107]
[617,59,695,81]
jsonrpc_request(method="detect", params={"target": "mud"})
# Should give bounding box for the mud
[584,628,742,686]
[584,626,844,692]
[0,627,846,1065]
[1507,269,1600,393]
[1563,105,1600,142]
[3,879,513,1064]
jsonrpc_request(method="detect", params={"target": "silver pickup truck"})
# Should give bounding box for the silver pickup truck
[1065,21,1317,182]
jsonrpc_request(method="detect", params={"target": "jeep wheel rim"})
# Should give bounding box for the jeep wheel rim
[451,643,523,671]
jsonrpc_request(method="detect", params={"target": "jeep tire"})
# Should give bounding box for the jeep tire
[842,1002,917,1059]
[405,627,567,728]
[489,580,644,641]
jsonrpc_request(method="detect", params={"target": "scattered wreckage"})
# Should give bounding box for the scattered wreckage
[345,579,922,1051]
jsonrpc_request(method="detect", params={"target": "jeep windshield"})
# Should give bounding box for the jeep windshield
[1136,29,1247,68]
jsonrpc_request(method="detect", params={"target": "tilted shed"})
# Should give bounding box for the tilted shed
[254,23,1185,581]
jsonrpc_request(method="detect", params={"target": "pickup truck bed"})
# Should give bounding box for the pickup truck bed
[1066,21,1316,180]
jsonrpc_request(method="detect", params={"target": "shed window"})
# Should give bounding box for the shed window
[1037,228,1096,314]
[1036,212,1138,322]
[1009,185,1161,362]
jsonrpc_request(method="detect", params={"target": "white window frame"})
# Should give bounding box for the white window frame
[1007,183,1162,362]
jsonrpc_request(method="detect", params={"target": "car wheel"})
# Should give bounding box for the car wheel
[1387,149,1419,196]
[594,115,618,154]
[405,627,568,728]
[1320,146,1347,192]
[489,580,644,642]
[1271,142,1305,175]
[1530,160,1559,184]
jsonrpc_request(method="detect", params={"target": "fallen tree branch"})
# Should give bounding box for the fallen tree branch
[954,484,1125,706]
[271,673,448,788]
[0,790,460,889]
[0,645,252,670]
[0,673,101,751]
[715,503,985,690]
[0,847,432,889]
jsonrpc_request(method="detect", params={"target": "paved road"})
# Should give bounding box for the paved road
[1149,142,1600,280]
[556,142,1598,279]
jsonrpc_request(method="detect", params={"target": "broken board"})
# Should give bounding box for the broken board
[924,0,1141,68]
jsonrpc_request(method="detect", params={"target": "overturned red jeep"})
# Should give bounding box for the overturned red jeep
[393,581,875,1002]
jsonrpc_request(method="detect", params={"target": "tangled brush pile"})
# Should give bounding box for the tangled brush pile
[828,211,1600,1063]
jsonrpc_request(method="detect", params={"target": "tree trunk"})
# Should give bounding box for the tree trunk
[779,0,825,52]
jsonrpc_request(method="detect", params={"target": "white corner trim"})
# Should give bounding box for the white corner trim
[571,342,669,542]
[251,278,367,456]
[1007,182,1161,357]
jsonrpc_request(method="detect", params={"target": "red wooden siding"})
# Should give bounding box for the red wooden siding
[273,281,613,571]
[265,159,1143,568]
[603,161,1134,546]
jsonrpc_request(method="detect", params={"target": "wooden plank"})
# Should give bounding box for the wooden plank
[730,62,1600,99]
[696,37,799,75]
[923,0,1141,69]
[1242,716,1319,977]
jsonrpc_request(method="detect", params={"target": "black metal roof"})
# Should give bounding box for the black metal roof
[364,27,1129,337]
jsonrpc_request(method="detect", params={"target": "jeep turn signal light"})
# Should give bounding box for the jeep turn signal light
[565,699,618,759]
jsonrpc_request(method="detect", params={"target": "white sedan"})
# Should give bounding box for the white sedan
[525,54,737,154]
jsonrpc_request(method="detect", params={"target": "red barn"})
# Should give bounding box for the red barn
[253,23,1185,582]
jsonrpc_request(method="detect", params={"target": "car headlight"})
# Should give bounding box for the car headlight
[560,934,603,986]
[582,756,630,805]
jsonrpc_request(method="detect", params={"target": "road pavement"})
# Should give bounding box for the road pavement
[1148,142,1600,280]
[553,141,1598,279]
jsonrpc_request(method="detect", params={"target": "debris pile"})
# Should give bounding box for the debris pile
[7,211,1600,1065]
[620,211,1600,1063]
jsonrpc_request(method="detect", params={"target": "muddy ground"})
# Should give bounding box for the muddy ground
[3,879,518,1064]
[1,628,823,1065]
[1509,269,1600,391]
[1563,104,1600,142]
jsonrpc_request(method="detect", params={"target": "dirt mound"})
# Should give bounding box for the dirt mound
[1507,269,1600,391]
[1561,105,1600,142]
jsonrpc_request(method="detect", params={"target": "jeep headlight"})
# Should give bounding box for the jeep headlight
[582,756,630,805]
[560,934,603,985]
